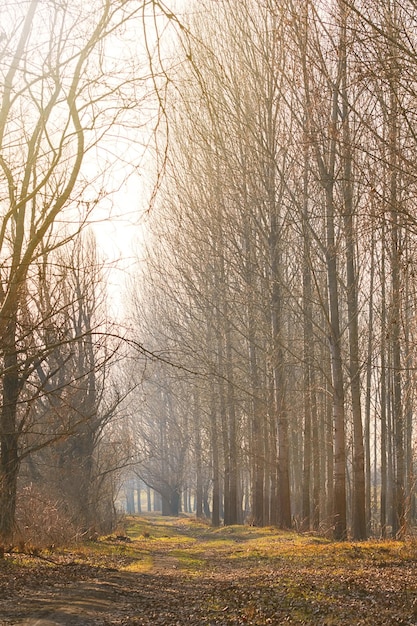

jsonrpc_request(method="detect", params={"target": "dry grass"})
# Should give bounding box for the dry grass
[1,514,417,624]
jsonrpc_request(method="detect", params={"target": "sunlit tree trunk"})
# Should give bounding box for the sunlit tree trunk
[299,1,347,539]
[243,210,265,526]
[364,225,376,534]
[380,219,388,537]
[210,393,221,527]
[301,140,314,531]
[387,10,405,537]
[270,195,291,529]
[225,310,240,525]
[193,393,203,518]
[339,5,366,539]
[326,185,347,541]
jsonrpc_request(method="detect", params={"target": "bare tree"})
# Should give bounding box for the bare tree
[125,0,417,540]
[0,0,180,542]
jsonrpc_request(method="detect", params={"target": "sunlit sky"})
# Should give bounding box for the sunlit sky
[85,1,188,313]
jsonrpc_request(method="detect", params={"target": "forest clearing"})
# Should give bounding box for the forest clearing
[1,514,417,625]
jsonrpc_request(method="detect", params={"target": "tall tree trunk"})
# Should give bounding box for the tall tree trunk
[193,393,203,519]
[326,216,347,541]
[270,212,291,529]
[388,36,405,537]
[339,11,366,539]
[300,1,347,539]
[301,141,313,531]
[210,395,221,527]
[268,371,279,526]
[391,207,405,538]
[0,318,21,542]
[245,238,265,526]
[364,227,375,534]
[404,253,414,527]
[225,308,239,525]
[380,221,388,537]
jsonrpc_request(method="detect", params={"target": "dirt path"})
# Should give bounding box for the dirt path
[1,515,417,625]
[0,519,199,626]
[3,573,139,625]
[2,566,191,625]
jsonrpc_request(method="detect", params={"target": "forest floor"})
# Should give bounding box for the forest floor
[1,515,417,625]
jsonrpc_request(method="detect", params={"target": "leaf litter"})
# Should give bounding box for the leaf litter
[1,515,417,625]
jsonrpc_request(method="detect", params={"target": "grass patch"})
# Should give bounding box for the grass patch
[122,555,153,573]
[3,514,417,625]
[171,549,205,572]
[125,514,206,541]
[122,515,417,574]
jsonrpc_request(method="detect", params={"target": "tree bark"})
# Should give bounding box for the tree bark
[339,13,366,538]
[0,318,21,542]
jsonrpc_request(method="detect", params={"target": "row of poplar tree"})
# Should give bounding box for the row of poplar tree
[130,0,417,540]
